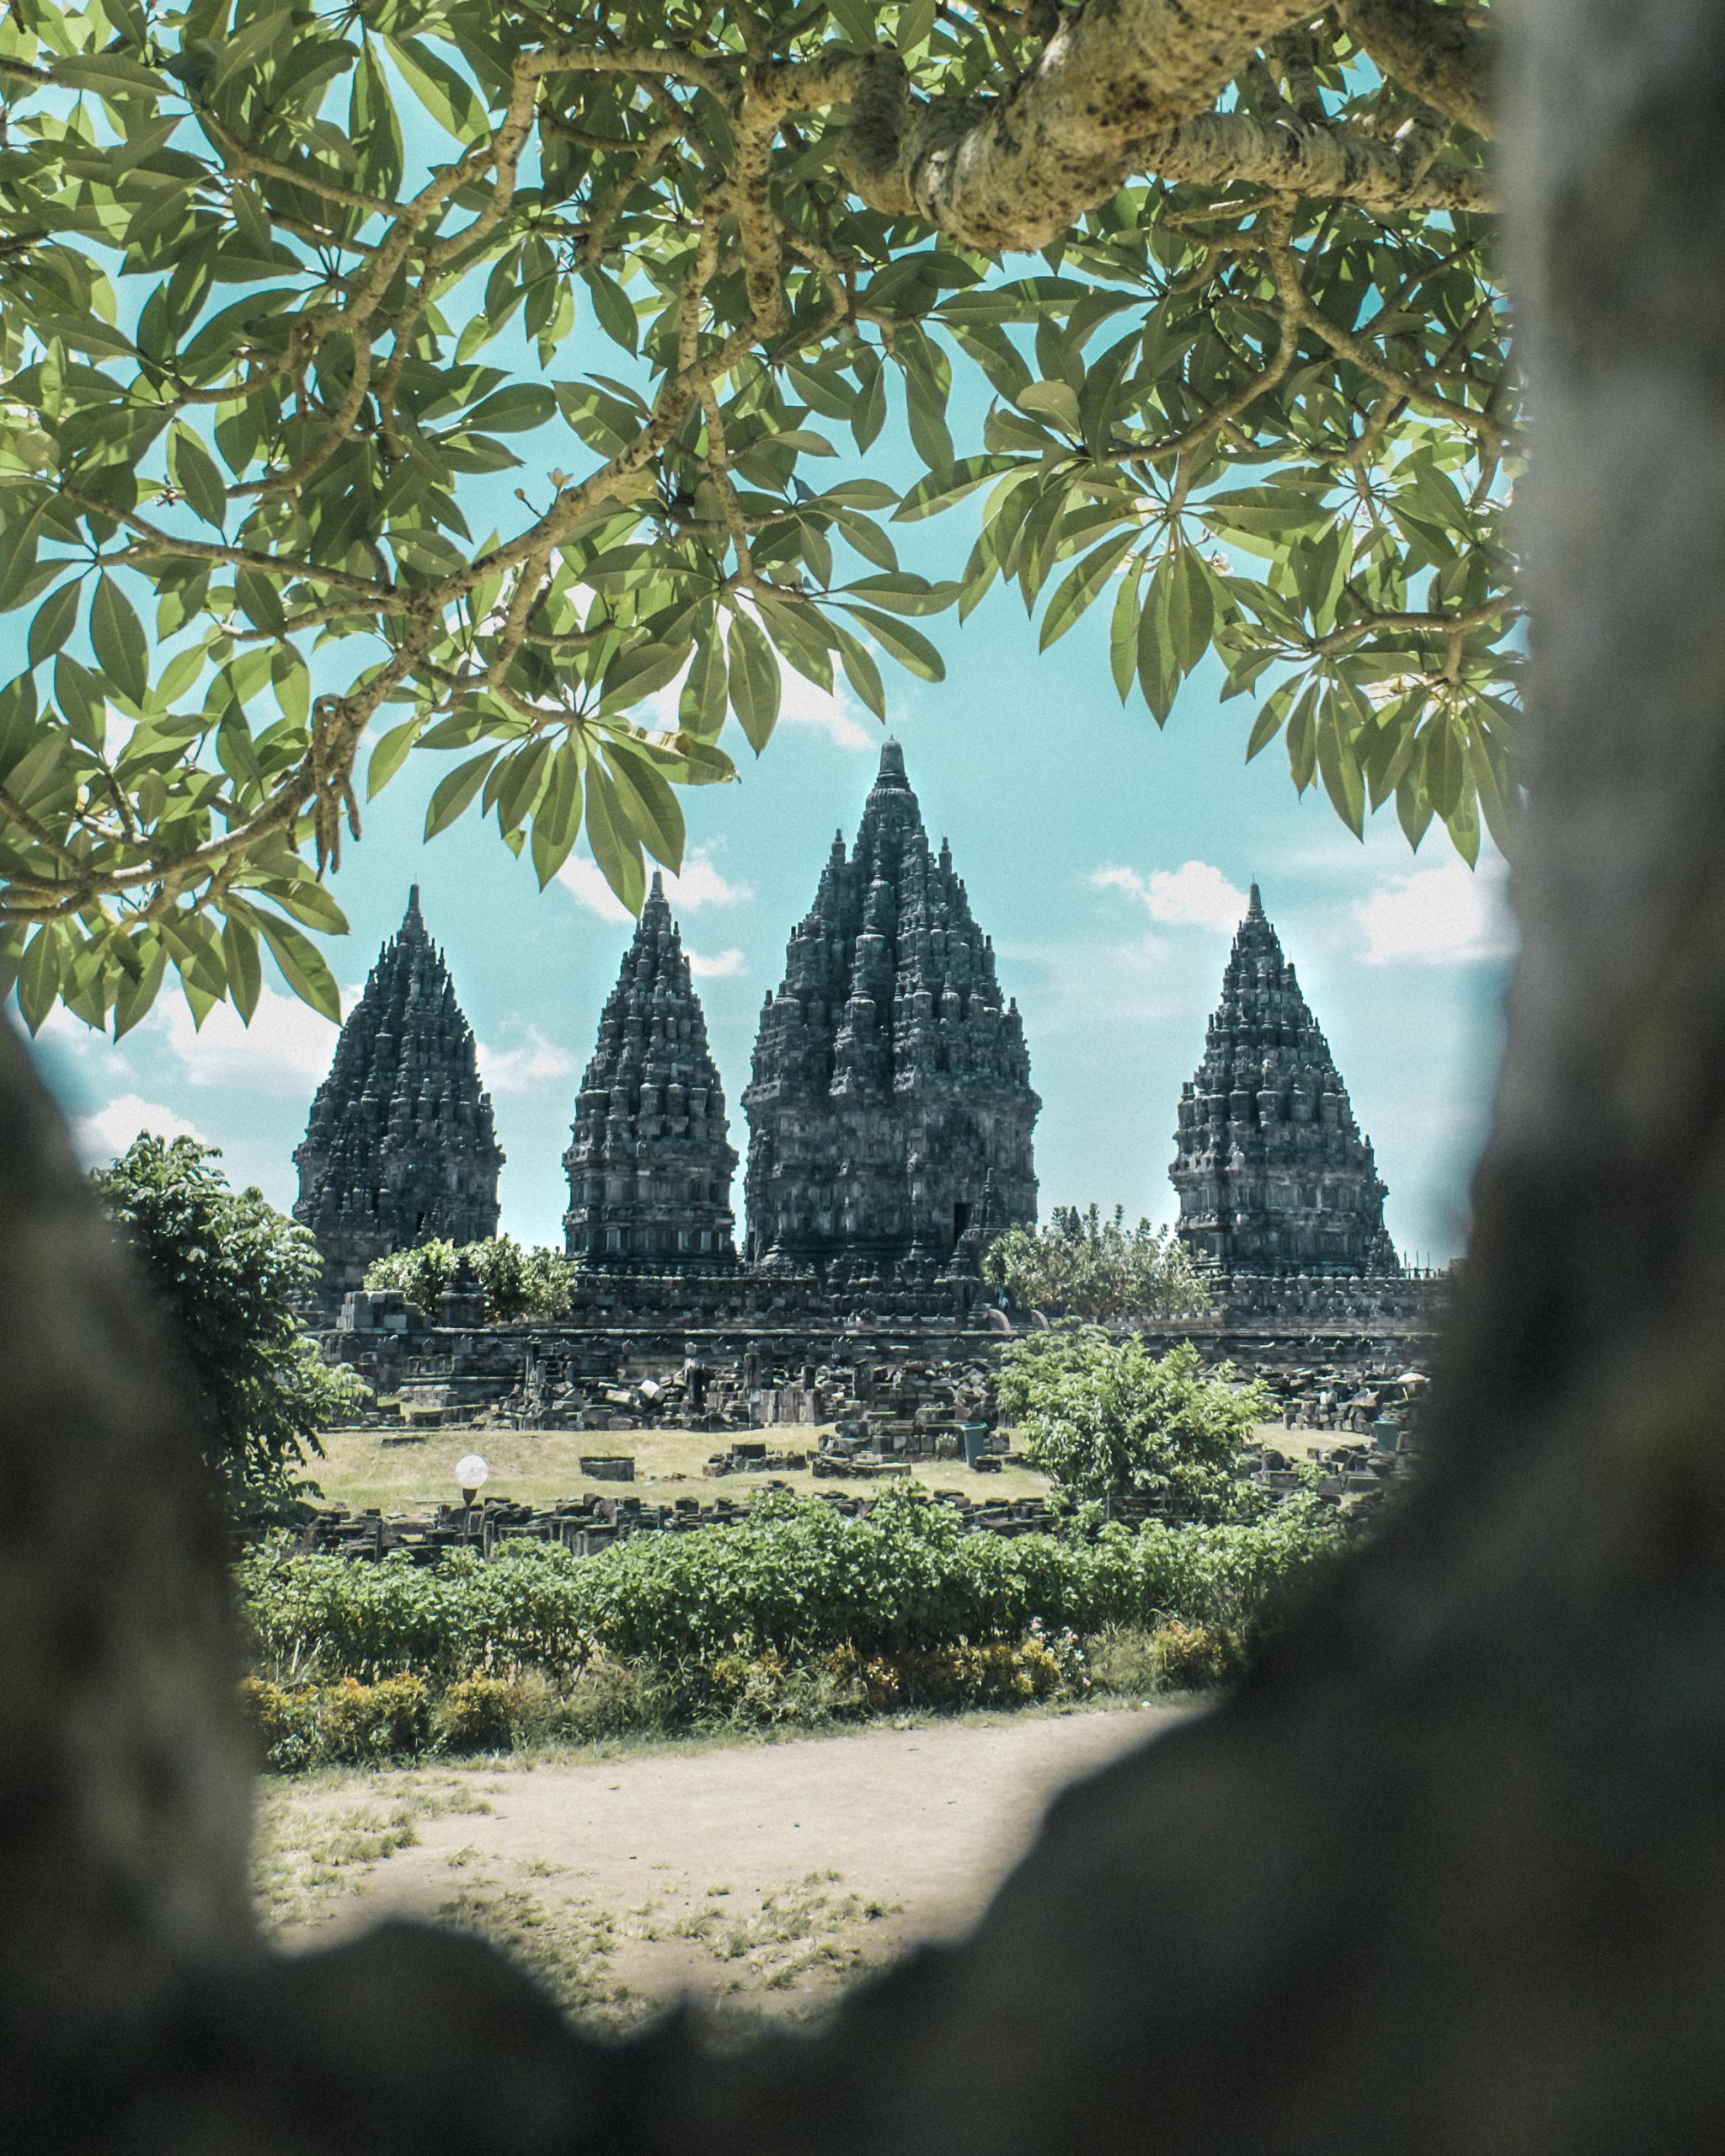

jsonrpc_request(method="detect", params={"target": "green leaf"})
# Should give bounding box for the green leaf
[168,425,227,530]
[1016,380,1081,433]
[89,576,148,705]
[1167,546,1215,675]
[841,606,945,683]
[222,914,262,1022]
[28,582,81,671]
[895,456,1027,523]
[606,744,685,870]
[680,637,728,741]
[424,747,501,838]
[585,268,638,356]
[386,35,487,140]
[727,611,781,754]
[496,738,553,834]
[1285,681,1321,793]
[1135,558,1178,725]
[530,745,583,889]
[1108,559,1144,702]
[582,762,646,914]
[1040,531,1138,652]
[833,624,887,722]
[367,717,422,800]
[16,925,64,1034]
[1315,698,1365,836]
[254,910,342,1023]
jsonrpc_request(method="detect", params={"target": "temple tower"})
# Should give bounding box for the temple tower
[744,739,1039,1275]
[563,874,738,1270]
[294,887,504,1299]
[1170,885,1398,1275]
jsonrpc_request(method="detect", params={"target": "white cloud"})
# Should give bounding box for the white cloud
[478,1025,579,1092]
[645,659,879,755]
[1358,857,1514,967]
[1090,859,1247,931]
[74,1092,208,1166]
[777,676,877,754]
[687,947,746,979]
[155,981,340,1091]
[558,843,755,923]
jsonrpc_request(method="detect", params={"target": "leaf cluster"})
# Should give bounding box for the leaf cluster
[240,1476,1341,1681]
[93,1130,360,1518]
[984,1201,1210,1321]
[0,0,1513,1036]
[362,1232,576,1320]
[996,1328,1271,1513]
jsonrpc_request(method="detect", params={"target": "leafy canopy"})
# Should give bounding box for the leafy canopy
[996,1328,1271,1515]
[363,1233,576,1319]
[92,1132,364,1522]
[985,1202,1210,1321]
[0,0,1510,1037]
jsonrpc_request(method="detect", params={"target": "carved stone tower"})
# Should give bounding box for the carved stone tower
[1170,884,1398,1275]
[744,739,1039,1276]
[294,887,504,1299]
[563,873,738,1271]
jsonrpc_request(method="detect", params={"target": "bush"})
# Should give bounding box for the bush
[983,1204,1210,1321]
[1148,1621,1247,1692]
[319,1673,431,1761]
[434,1673,520,1754]
[363,1236,575,1321]
[996,1328,1271,1515]
[241,1484,1341,1691]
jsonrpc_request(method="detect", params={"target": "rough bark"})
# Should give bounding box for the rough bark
[833,0,1322,247]
[10,1,1725,2150]
[1343,0,1495,138]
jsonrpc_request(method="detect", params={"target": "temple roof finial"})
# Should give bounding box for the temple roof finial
[1247,879,1263,916]
[878,738,906,782]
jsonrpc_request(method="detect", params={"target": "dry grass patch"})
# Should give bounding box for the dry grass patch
[312,1422,1054,1515]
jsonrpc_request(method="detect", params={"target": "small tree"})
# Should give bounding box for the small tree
[984,1205,1210,1322]
[93,1135,362,1527]
[365,1236,577,1321]
[362,1239,460,1315]
[996,1328,1268,1518]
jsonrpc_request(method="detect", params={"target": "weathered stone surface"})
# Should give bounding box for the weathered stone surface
[744,740,1039,1276]
[294,888,503,1299]
[1171,885,1397,1276]
[563,873,737,1271]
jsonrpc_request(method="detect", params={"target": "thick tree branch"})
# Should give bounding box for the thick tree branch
[825,0,1324,249]
[1342,0,1495,138]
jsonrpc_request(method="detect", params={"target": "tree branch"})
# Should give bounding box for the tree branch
[1341,0,1495,139]
[824,0,1325,250]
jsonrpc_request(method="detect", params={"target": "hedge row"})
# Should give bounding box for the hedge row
[242,1482,1339,1684]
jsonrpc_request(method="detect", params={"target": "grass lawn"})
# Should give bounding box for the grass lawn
[311,1422,1059,1516]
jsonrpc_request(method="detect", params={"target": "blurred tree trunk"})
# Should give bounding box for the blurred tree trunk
[11,2,1725,2149]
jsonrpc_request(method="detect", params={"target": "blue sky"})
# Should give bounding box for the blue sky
[26,574,1513,1263]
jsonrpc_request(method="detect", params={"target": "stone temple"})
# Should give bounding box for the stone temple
[743,739,1039,1277]
[563,873,738,1272]
[1170,884,1398,1277]
[294,888,503,1299]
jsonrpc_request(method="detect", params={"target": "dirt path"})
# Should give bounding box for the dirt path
[259,1704,1187,2025]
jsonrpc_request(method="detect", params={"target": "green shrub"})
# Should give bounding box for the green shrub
[241,1485,1341,1703]
[319,1673,431,1762]
[434,1673,520,1754]
[1148,1620,1247,1692]
[240,1676,324,1774]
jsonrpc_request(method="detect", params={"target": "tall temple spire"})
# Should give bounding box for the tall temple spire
[294,890,504,1300]
[563,873,737,1271]
[1169,888,1397,1277]
[743,741,1039,1276]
